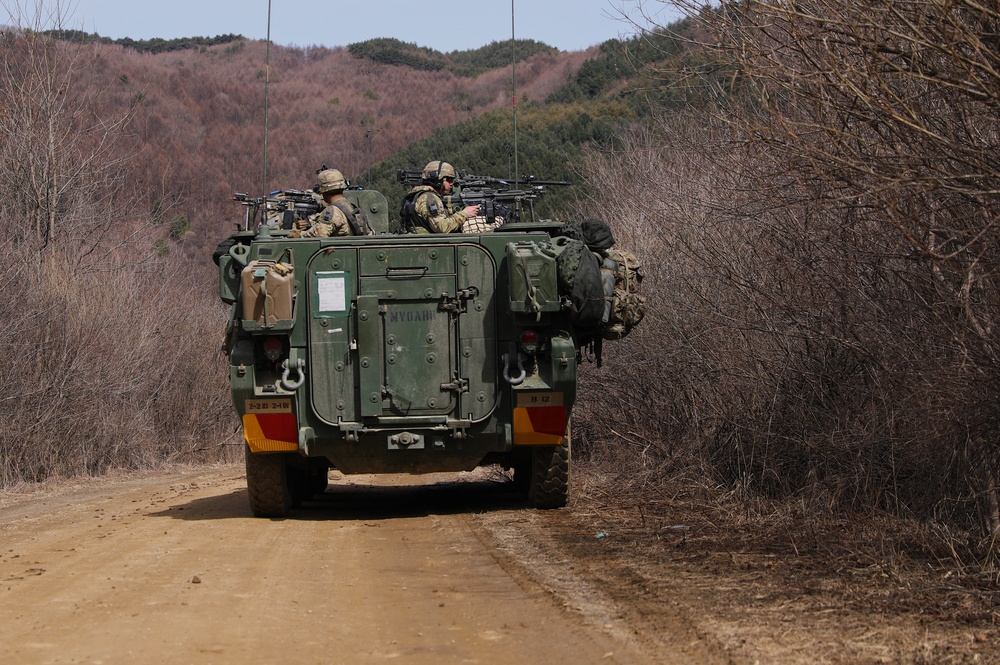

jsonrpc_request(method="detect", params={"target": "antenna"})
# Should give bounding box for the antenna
[511,0,518,183]
[261,0,272,198]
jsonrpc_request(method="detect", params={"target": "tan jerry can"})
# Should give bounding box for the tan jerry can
[241,260,294,325]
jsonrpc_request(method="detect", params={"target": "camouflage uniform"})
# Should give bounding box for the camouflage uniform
[298,203,352,237]
[407,185,470,234]
[292,168,371,237]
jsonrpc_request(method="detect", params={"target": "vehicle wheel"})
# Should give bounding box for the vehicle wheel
[245,445,291,517]
[287,466,310,508]
[309,467,330,496]
[514,426,571,509]
[512,457,531,496]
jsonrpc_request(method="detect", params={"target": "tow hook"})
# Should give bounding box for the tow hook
[502,352,527,386]
[280,358,306,391]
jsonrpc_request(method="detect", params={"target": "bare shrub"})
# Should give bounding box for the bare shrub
[576,0,1000,547]
[0,241,238,487]
[0,3,238,486]
[0,3,138,253]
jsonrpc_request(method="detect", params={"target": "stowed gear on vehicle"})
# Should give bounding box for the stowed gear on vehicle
[216,170,643,516]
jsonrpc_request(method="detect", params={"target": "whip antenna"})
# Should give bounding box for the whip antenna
[511,0,518,183]
[261,0,272,199]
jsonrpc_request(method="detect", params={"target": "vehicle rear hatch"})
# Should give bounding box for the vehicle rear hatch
[306,241,497,428]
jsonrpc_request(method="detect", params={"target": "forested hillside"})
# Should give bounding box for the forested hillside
[44,29,246,53]
[347,37,557,77]
[23,31,593,263]
[34,23,686,258]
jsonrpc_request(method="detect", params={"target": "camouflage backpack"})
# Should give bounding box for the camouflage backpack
[599,248,645,340]
[558,219,615,253]
[331,199,372,236]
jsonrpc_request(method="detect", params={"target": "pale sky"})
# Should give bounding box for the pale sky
[17,0,682,53]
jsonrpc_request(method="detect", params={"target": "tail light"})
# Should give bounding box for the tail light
[262,337,283,362]
[519,329,540,354]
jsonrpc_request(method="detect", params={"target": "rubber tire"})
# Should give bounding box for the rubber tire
[512,425,571,509]
[287,466,310,508]
[527,437,571,509]
[245,445,292,517]
[309,468,330,496]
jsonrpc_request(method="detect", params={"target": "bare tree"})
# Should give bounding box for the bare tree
[573,0,1000,545]
[696,0,1000,537]
[0,2,238,487]
[0,0,137,252]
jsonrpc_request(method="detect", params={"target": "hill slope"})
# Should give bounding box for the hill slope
[73,37,594,258]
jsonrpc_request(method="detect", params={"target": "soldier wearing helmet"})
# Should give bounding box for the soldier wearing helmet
[295,168,372,237]
[400,160,479,233]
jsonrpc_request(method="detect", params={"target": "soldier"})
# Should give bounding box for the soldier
[400,160,479,233]
[295,168,372,237]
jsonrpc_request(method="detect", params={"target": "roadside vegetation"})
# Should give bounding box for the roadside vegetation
[0,8,237,483]
[572,0,1000,582]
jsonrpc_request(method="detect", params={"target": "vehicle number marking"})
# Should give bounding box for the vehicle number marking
[245,398,292,414]
[516,392,564,407]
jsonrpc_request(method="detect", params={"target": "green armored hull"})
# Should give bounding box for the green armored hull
[218,191,577,516]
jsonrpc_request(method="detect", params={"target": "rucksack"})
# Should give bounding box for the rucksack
[557,219,615,253]
[547,228,647,364]
[398,189,425,233]
[600,248,645,340]
[331,199,372,236]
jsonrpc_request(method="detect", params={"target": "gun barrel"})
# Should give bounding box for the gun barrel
[513,178,572,186]
[456,172,509,187]
[397,169,425,185]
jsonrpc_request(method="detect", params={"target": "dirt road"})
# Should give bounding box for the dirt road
[0,465,717,665]
[3,464,996,664]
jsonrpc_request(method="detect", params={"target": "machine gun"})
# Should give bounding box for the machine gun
[451,173,571,224]
[396,169,571,225]
[233,189,323,231]
[395,169,571,190]
[456,171,572,189]
[444,188,534,224]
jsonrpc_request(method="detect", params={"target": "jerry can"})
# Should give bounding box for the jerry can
[507,241,561,314]
[240,260,294,325]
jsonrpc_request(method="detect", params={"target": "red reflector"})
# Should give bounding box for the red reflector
[263,337,283,362]
[525,406,567,436]
[257,413,297,442]
[520,330,539,345]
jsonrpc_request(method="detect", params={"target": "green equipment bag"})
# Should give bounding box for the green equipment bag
[551,236,606,330]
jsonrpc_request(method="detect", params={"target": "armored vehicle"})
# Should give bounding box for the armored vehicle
[217,184,581,517]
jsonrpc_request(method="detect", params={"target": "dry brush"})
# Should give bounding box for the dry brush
[0,3,238,486]
[575,0,1000,552]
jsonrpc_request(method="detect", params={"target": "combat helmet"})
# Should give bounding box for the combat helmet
[422,160,456,185]
[317,169,347,194]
